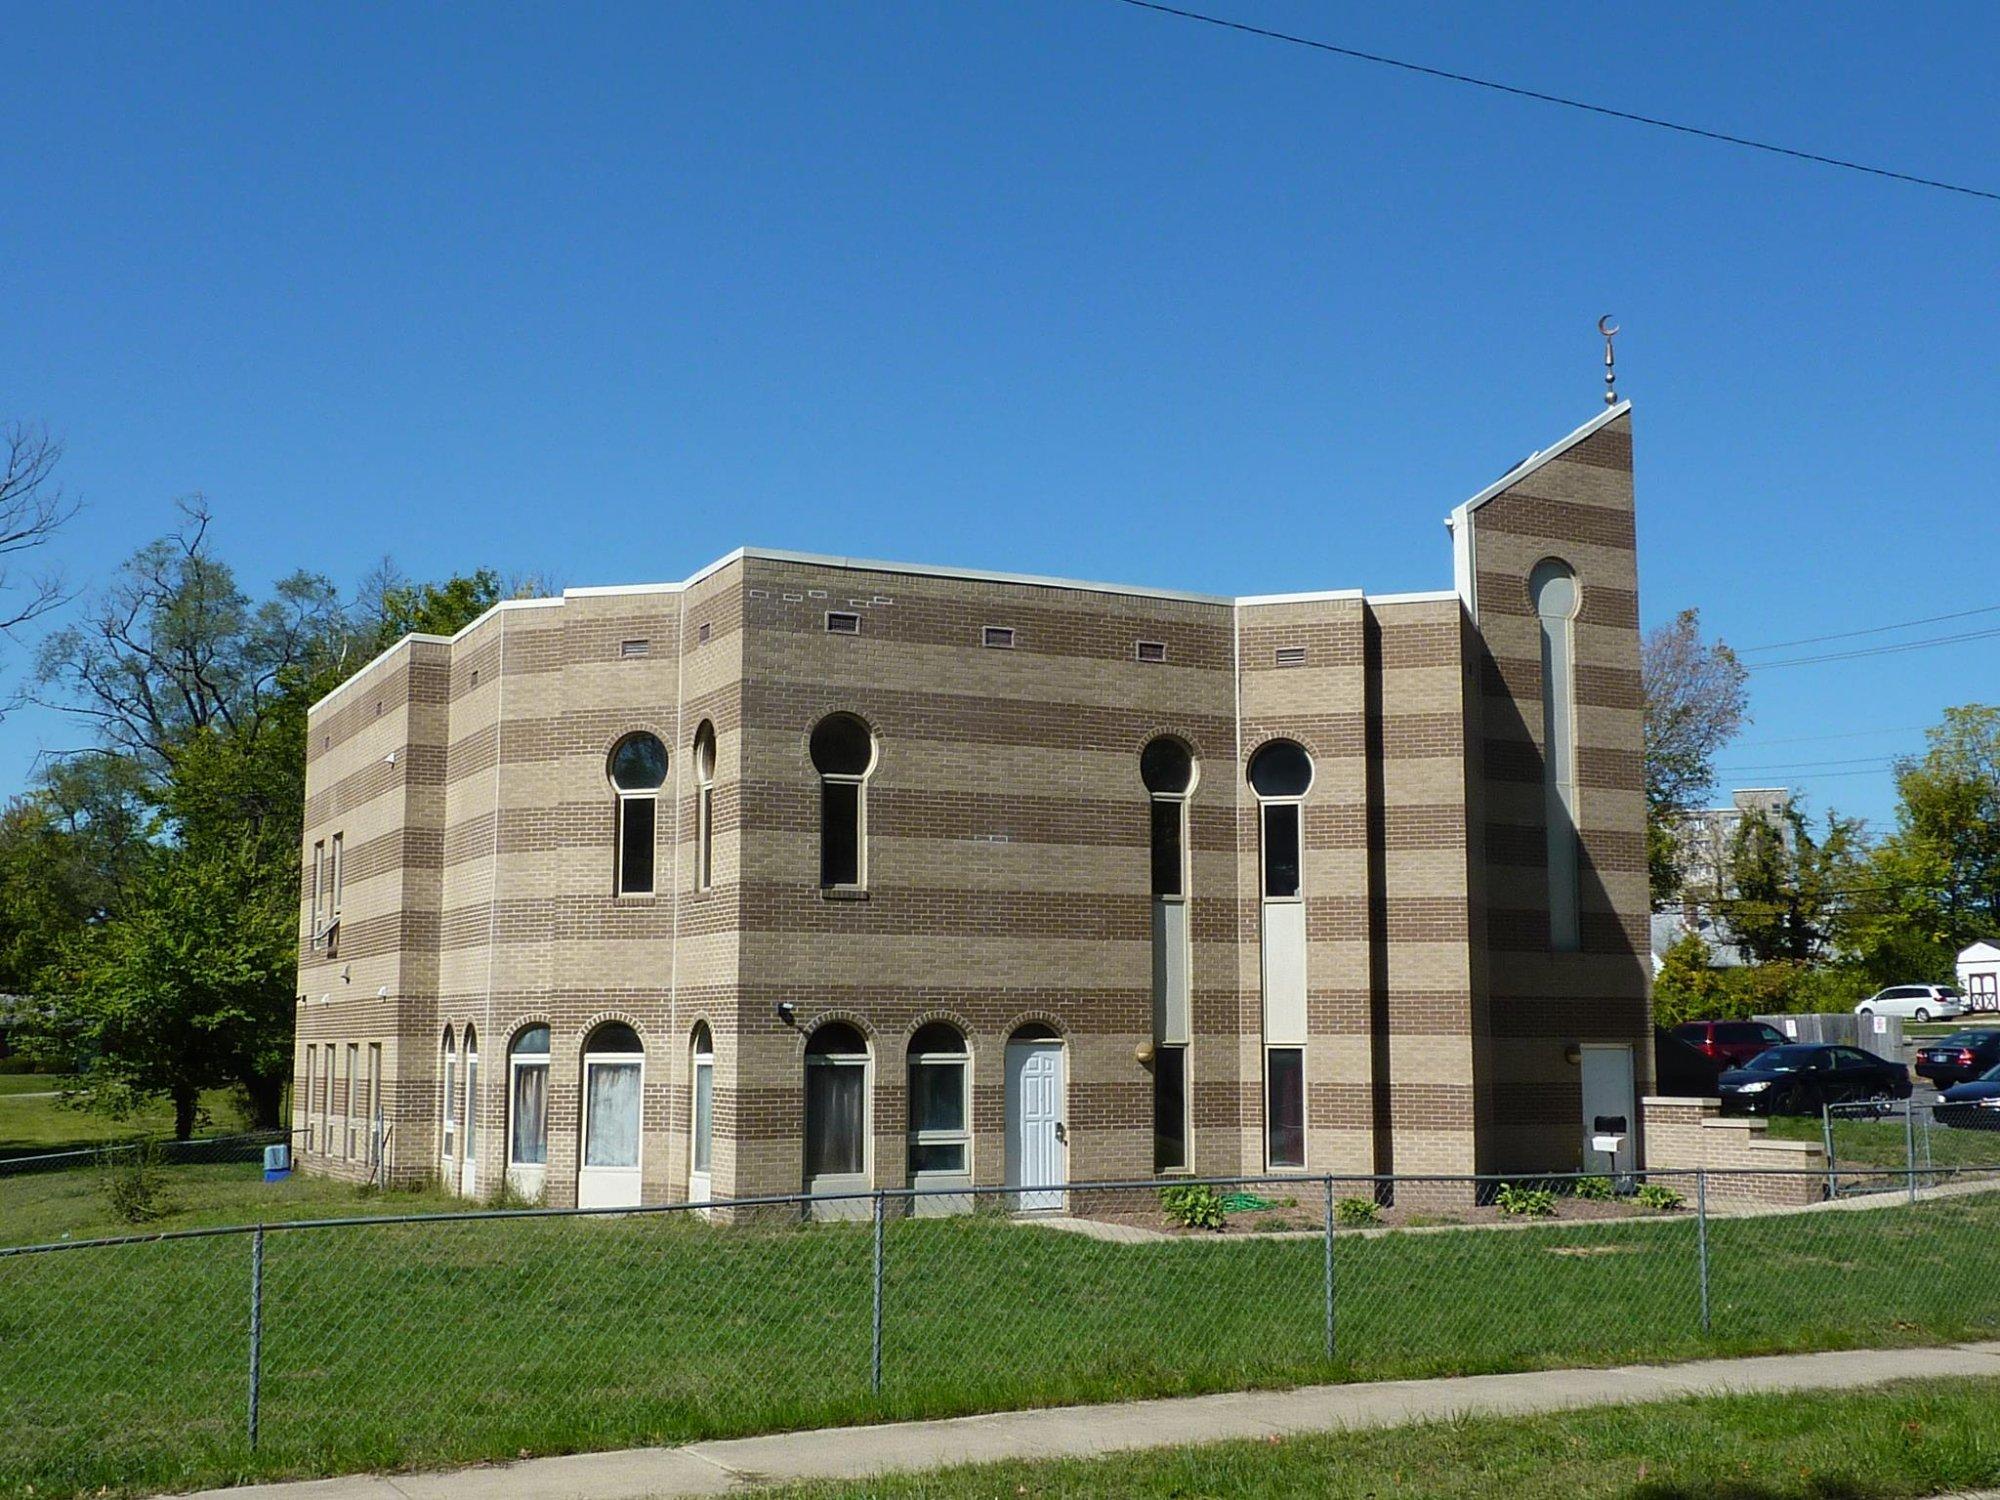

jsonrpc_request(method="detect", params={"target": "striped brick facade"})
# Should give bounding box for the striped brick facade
[293,402,1652,1204]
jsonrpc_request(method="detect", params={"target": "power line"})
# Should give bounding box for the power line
[1745,624,2000,670]
[1732,725,1929,748]
[1107,0,2000,203]
[1714,754,1899,772]
[1740,603,2000,653]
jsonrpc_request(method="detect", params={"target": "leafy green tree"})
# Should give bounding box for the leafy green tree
[1642,609,1750,901]
[1837,705,2000,982]
[1723,805,1864,965]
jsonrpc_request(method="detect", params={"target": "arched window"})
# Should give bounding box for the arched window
[693,721,717,893]
[805,1021,870,1187]
[609,733,668,896]
[810,714,875,889]
[1141,737,1196,1172]
[1531,560,1581,952]
[508,1026,550,1170]
[690,1022,715,1190]
[1248,739,1313,1171]
[439,1027,458,1170]
[580,1023,645,1204]
[907,1023,969,1180]
[462,1025,480,1171]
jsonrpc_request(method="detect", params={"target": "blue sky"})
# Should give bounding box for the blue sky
[4,1,1995,829]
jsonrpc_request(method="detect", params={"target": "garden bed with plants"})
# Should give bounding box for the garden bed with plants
[1120,1179,1691,1236]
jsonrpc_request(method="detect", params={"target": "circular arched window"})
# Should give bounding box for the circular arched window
[609,733,668,791]
[809,714,874,778]
[1140,736,1195,795]
[1247,739,1313,799]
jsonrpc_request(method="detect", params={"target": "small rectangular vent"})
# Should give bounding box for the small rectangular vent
[1135,640,1167,664]
[826,611,861,635]
[697,622,712,644]
[620,638,650,659]
[982,625,1015,649]
[1275,645,1307,667]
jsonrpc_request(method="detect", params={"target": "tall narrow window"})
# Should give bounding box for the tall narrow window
[330,832,344,924]
[1142,737,1195,1172]
[509,1026,550,1169]
[440,1028,458,1169]
[609,733,668,895]
[462,1025,479,1165]
[1249,739,1313,1171]
[690,1023,715,1185]
[906,1023,970,1179]
[368,1042,383,1178]
[1532,559,1582,952]
[693,721,716,892]
[323,1041,337,1158]
[810,714,875,889]
[805,1021,870,1187]
[310,841,326,940]
[303,1044,318,1154]
[345,1042,359,1160]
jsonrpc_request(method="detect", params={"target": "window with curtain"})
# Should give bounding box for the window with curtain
[693,721,716,892]
[582,1022,644,1169]
[805,1021,869,1177]
[440,1030,457,1162]
[509,1026,550,1166]
[609,733,668,895]
[463,1026,479,1158]
[691,1023,714,1175]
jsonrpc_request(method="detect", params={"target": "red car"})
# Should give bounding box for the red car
[1671,1019,1790,1070]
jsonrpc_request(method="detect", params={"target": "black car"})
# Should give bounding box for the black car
[1938,1064,2000,1131]
[1717,1044,1911,1116]
[1914,1030,2000,1088]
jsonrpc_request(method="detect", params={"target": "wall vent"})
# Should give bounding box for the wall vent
[1135,640,1167,664]
[982,625,1016,649]
[697,621,712,644]
[826,611,862,635]
[1275,645,1308,667]
[620,638,650,659]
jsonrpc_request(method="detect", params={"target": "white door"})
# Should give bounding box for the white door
[578,1057,644,1209]
[1580,1043,1637,1185]
[1006,1041,1067,1212]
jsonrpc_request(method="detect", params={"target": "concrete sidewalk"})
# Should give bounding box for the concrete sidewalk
[186,1341,2000,1500]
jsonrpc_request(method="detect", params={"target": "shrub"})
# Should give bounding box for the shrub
[1158,1183,1226,1230]
[1334,1196,1382,1227]
[1495,1184,1557,1217]
[1573,1175,1615,1201]
[1635,1184,1685,1213]
[99,1138,171,1224]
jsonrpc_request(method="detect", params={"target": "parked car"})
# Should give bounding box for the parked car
[1855,985,1968,1023]
[1937,1064,2000,1131]
[1913,1030,2000,1088]
[1717,1044,1911,1116]
[1671,1019,1790,1070]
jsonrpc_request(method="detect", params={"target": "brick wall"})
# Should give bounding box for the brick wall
[1641,1095,1826,1209]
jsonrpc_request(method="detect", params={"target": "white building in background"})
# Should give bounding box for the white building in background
[1959,940,2000,1011]
[1651,787,1795,971]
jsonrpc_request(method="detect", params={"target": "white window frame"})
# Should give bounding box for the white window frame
[309,841,326,941]
[330,832,344,925]
[1250,741,1313,1173]
[811,717,877,893]
[1532,558,1582,953]
[693,724,716,894]
[609,735,667,898]
[322,1041,337,1158]
[1265,1044,1307,1171]
[440,1030,458,1170]
[303,1044,318,1154]
[578,1031,647,1209]
[690,1026,714,1203]
[344,1042,359,1161]
[367,1042,383,1180]
[507,1029,551,1174]
[804,1028,873,1210]
[906,1034,971,1182]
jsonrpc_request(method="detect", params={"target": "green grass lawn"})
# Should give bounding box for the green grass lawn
[5,1186,2000,1498]
[1766,1111,2000,1173]
[0,1084,252,1156]
[0,1156,468,1248]
[771,1377,2000,1498]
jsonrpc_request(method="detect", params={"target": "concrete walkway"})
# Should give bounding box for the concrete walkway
[181,1340,2000,1500]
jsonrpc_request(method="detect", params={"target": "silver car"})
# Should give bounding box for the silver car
[1856,984,1968,1023]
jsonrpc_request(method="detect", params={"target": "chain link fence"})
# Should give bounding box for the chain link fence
[1822,1099,2000,1197]
[0,1127,292,1179]
[6,1166,2000,1496]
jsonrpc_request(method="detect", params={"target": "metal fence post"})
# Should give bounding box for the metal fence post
[1322,1175,1335,1361]
[1695,1171,1710,1335]
[1906,1102,1918,1203]
[1821,1105,1836,1199]
[247,1225,265,1450]
[870,1191,885,1395]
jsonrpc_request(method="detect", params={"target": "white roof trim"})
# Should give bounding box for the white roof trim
[1453,399,1631,519]
[1365,589,1460,607]
[736,546,1237,605]
[1235,587,1365,607]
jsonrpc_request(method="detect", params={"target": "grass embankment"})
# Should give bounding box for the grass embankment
[0,1083,250,1155]
[5,1186,2000,1497]
[1,1158,466,1247]
[772,1377,2000,1499]
[1766,1111,2000,1172]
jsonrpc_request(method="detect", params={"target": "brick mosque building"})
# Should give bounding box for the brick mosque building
[292,400,1651,1209]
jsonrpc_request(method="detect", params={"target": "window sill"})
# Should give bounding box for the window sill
[820,886,871,902]
[613,892,659,903]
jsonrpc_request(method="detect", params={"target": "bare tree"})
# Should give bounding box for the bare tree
[0,423,81,632]
[1643,607,1751,900]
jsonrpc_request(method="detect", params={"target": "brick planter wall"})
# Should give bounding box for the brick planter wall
[1641,1095,1826,1209]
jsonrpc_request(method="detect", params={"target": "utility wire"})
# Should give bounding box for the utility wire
[1745,624,2000,670]
[1714,754,1899,772]
[1108,0,2000,203]
[1740,602,2000,653]
[1733,725,1929,748]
